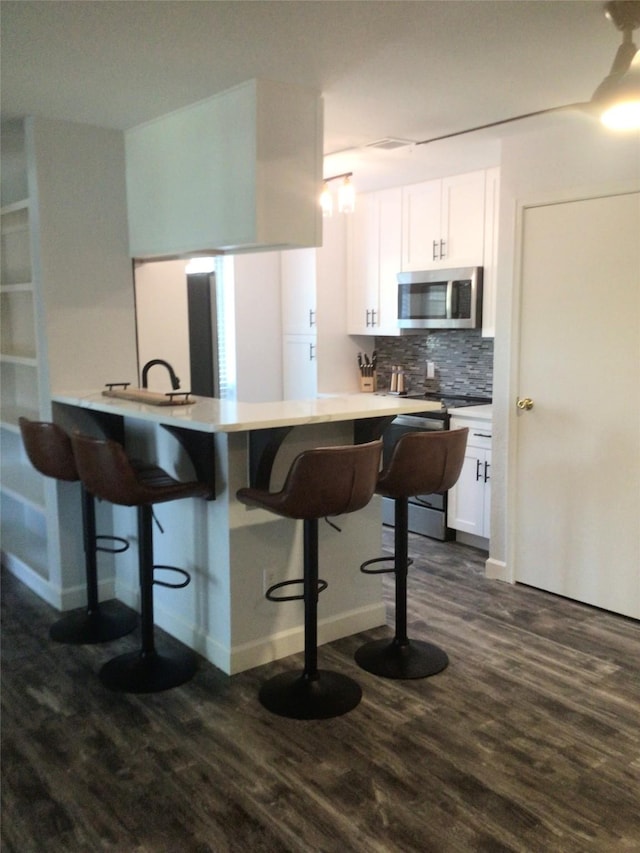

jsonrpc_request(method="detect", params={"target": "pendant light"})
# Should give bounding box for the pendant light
[318,172,355,216]
[319,182,333,217]
[591,1,640,130]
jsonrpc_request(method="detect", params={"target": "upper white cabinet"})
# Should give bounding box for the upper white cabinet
[126,79,323,260]
[281,249,317,336]
[346,168,499,337]
[346,187,403,336]
[402,170,486,271]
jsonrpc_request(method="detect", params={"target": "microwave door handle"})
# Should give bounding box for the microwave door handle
[446,280,453,319]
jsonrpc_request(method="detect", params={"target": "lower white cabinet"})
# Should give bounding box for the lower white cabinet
[283,334,317,399]
[448,416,492,540]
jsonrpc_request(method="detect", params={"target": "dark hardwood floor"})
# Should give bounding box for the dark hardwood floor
[2,530,639,852]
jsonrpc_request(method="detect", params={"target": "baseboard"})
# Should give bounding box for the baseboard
[455,531,489,551]
[485,557,510,582]
[227,602,387,675]
[2,552,61,608]
[110,576,387,677]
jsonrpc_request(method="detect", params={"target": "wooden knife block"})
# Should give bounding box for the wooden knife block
[359,374,377,393]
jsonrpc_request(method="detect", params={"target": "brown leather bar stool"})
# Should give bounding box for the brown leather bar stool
[355,428,468,680]
[71,432,212,693]
[237,439,383,720]
[18,417,137,644]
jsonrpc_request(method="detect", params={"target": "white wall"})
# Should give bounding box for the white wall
[233,251,283,402]
[490,114,640,574]
[134,259,191,390]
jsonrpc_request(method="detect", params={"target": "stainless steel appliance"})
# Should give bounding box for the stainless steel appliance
[397,267,483,330]
[381,393,491,540]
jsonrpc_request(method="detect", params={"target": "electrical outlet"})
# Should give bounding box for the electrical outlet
[427,361,435,379]
[263,568,277,595]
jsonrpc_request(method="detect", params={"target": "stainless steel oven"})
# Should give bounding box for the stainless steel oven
[381,394,491,540]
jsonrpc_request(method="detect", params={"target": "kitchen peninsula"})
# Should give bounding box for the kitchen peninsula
[52,390,439,675]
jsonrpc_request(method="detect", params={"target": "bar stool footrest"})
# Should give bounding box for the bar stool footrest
[354,637,448,680]
[99,648,198,693]
[360,555,413,575]
[49,599,138,644]
[95,535,130,554]
[153,565,191,589]
[259,669,362,719]
[266,578,327,602]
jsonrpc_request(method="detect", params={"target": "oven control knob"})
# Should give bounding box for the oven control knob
[516,397,534,411]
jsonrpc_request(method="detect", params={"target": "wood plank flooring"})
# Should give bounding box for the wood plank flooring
[2,531,639,852]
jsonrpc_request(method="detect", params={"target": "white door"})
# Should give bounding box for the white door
[514,191,640,618]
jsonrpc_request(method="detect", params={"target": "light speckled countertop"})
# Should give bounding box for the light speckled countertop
[53,389,443,433]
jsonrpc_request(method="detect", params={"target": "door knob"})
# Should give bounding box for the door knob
[516,397,534,411]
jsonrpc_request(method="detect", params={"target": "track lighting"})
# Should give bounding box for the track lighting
[319,173,355,216]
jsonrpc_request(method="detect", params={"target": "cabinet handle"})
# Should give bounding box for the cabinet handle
[476,460,482,482]
[439,239,446,259]
[484,460,490,483]
[370,309,377,326]
[432,240,438,262]
[309,309,316,327]
[473,432,492,439]
[365,309,371,327]
[309,343,316,361]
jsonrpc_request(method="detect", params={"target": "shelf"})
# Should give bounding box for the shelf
[0,352,38,367]
[0,512,49,582]
[0,406,41,432]
[0,462,45,510]
[0,198,29,216]
[1,282,34,293]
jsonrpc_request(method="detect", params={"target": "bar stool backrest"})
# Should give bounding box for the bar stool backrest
[376,428,468,499]
[71,433,153,506]
[19,417,78,482]
[71,432,212,507]
[239,440,383,520]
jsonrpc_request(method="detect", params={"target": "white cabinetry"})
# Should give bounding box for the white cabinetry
[126,79,323,259]
[0,197,48,586]
[347,187,403,336]
[281,247,317,399]
[282,214,366,397]
[283,334,317,399]
[448,415,492,542]
[281,249,317,335]
[402,170,486,271]
[0,117,137,607]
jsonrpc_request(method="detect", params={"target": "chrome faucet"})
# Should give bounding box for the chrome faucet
[141,359,181,390]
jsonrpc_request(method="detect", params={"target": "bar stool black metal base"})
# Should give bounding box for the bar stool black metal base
[49,600,138,645]
[259,670,362,720]
[354,637,449,680]
[99,648,198,694]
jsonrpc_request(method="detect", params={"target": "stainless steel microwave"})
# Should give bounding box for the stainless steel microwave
[397,267,483,330]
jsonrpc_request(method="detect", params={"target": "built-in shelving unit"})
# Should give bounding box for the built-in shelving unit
[0,189,49,585]
[0,115,139,608]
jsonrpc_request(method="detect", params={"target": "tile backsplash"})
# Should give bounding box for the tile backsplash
[374,330,493,397]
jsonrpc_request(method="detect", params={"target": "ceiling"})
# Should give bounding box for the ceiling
[0,1,624,189]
